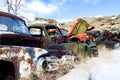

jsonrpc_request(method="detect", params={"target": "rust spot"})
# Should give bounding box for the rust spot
[25,58,34,71]
[26,58,33,64]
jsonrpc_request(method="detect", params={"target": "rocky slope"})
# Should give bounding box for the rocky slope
[61,14,120,31]
[84,14,120,31]
[33,17,58,23]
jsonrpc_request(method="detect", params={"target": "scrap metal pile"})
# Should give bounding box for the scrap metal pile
[87,29,120,48]
[0,11,120,80]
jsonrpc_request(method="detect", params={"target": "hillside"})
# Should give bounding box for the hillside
[84,14,120,31]
[61,14,120,31]
[33,17,58,23]
[30,14,120,32]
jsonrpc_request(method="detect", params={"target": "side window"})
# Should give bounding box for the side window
[47,29,56,36]
[29,28,42,36]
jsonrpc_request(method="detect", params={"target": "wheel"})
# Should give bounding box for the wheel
[91,47,98,57]
[114,42,120,49]
[35,57,48,71]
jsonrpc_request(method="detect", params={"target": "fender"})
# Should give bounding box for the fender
[0,45,48,79]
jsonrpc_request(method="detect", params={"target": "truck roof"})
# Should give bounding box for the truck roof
[0,11,25,22]
[29,23,56,27]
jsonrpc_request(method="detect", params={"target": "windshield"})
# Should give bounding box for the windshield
[46,25,62,37]
[0,16,30,35]
[60,30,68,35]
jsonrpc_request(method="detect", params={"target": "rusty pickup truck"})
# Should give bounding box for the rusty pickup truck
[28,18,98,59]
[0,11,49,80]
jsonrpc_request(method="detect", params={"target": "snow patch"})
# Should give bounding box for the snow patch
[58,47,120,80]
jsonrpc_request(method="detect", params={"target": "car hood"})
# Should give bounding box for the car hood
[66,18,89,37]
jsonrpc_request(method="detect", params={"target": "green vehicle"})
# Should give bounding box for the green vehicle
[28,18,98,59]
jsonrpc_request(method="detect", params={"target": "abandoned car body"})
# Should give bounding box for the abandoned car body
[87,30,120,49]
[28,18,98,58]
[28,23,73,57]
[0,11,49,79]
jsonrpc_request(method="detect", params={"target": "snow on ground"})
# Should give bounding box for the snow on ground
[58,46,120,80]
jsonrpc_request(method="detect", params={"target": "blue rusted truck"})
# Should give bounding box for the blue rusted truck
[0,11,49,80]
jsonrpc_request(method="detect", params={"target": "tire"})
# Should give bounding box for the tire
[91,47,98,57]
[114,42,120,49]
[35,57,48,71]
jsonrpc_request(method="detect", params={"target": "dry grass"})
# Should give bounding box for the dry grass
[19,50,96,80]
[75,49,90,65]
[35,61,74,80]
[19,61,74,80]
[19,48,93,80]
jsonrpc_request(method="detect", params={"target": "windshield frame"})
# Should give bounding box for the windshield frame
[0,16,30,35]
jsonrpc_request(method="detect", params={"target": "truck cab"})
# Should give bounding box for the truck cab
[0,11,48,79]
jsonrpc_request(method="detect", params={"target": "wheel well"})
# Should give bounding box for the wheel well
[0,60,15,79]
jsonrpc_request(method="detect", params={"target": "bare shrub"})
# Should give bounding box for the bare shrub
[96,17,105,21]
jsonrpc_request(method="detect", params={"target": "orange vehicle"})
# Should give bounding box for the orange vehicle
[63,18,94,43]
[66,18,89,37]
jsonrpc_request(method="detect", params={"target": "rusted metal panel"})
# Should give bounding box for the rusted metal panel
[0,45,48,79]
